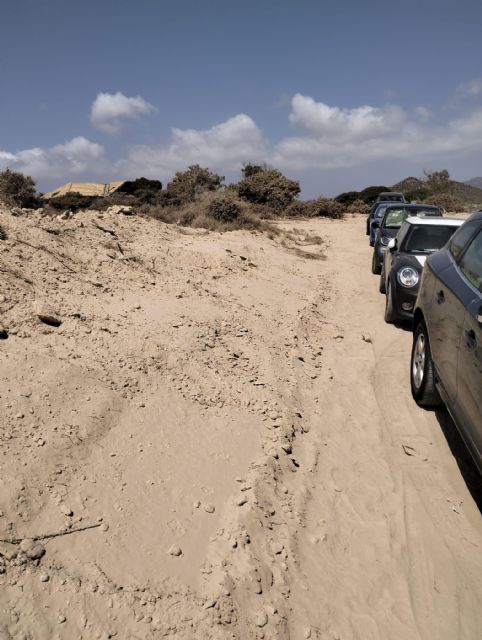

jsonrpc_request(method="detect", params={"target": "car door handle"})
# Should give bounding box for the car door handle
[436,290,445,304]
[464,328,477,350]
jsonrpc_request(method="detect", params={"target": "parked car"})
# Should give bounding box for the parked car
[410,210,482,473]
[381,216,464,322]
[375,191,406,204]
[371,204,442,274]
[368,202,391,246]
[366,201,390,239]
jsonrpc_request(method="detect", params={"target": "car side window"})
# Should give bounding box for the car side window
[449,221,479,260]
[458,229,482,291]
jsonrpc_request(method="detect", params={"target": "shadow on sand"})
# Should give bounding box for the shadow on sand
[435,408,482,513]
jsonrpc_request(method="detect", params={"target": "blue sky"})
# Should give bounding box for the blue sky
[1,0,482,197]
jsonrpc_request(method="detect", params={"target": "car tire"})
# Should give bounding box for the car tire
[366,221,370,235]
[384,281,397,323]
[379,268,386,293]
[410,321,442,407]
[371,251,381,275]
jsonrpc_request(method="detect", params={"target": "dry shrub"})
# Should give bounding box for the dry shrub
[345,199,370,215]
[423,192,463,212]
[236,169,300,212]
[47,192,97,212]
[284,197,345,219]
[208,195,241,222]
[163,165,224,206]
[0,169,39,207]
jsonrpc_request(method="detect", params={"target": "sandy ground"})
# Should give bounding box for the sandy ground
[0,207,481,640]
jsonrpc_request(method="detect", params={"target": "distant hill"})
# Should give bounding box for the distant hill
[391,176,482,207]
[465,176,482,189]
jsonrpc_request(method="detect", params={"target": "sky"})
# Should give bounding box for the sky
[1,0,482,198]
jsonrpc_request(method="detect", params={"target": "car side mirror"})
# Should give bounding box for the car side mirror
[387,238,396,250]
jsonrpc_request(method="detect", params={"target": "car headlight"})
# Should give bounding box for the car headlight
[380,235,391,246]
[397,267,419,287]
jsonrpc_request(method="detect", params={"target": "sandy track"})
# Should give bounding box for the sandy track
[286,218,482,640]
[0,209,481,639]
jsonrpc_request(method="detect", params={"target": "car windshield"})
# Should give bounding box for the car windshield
[402,224,459,253]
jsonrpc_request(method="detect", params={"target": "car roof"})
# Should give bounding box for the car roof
[404,216,464,226]
[385,203,439,210]
[465,210,482,222]
[379,191,404,196]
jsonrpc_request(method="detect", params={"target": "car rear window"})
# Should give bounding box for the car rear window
[383,209,409,228]
[402,225,459,253]
[459,229,482,291]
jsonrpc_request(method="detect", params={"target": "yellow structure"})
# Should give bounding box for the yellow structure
[43,181,126,199]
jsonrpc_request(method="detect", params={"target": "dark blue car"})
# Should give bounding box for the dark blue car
[411,211,482,472]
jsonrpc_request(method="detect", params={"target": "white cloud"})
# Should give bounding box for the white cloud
[456,78,482,98]
[90,91,156,134]
[414,106,432,121]
[288,94,406,141]
[271,94,482,171]
[0,137,106,182]
[121,114,267,179]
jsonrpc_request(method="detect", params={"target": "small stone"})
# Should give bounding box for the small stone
[193,500,201,509]
[236,497,248,507]
[203,599,216,609]
[254,610,268,627]
[168,544,182,557]
[204,503,215,514]
[281,443,292,454]
[58,615,66,624]
[15,413,25,419]
[60,504,73,517]
[33,301,62,327]
[303,627,312,639]
[271,542,284,555]
[100,523,109,532]
[40,573,50,582]
[20,539,45,560]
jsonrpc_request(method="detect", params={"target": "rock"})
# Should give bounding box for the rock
[107,205,133,216]
[0,326,8,340]
[236,497,248,507]
[100,523,109,532]
[59,504,73,517]
[303,627,312,638]
[20,539,46,560]
[204,503,215,514]
[33,301,62,327]
[254,611,268,627]
[40,573,50,582]
[271,542,284,555]
[58,615,66,624]
[203,599,216,609]
[281,443,292,454]
[168,544,182,557]
[0,542,18,561]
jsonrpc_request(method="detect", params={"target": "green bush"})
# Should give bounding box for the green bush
[236,169,300,212]
[0,168,38,207]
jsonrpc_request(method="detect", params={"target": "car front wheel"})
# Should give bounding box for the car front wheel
[371,251,381,275]
[410,321,442,407]
[384,281,397,323]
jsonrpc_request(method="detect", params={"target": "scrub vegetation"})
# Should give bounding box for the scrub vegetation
[1,164,475,232]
